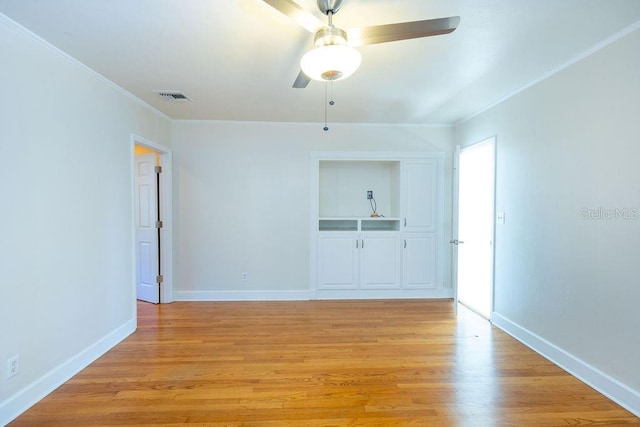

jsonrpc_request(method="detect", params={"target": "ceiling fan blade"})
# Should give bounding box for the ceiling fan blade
[347,16,460,47]
[292,70,311,88]
[262,0,324,33]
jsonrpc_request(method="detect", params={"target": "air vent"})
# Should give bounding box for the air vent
[154,90,191,102]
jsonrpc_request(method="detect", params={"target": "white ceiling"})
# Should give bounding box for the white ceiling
[2,0,640,125]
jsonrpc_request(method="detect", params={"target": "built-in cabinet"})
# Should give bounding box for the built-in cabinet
[403,234,435,289]
[310,152,447,299]
[318,232,401,290]
[402,160,438,233]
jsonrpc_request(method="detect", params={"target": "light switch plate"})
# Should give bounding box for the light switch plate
[496,211,505,224]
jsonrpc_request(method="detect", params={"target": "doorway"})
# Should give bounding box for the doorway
[132,135,173,305]
[452,137,495,319]
[134,147,160,303]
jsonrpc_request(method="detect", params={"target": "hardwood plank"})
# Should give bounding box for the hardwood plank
[9,300,639,426]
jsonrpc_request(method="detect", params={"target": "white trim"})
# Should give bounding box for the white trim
[457,19,640,126]
[174,289,453,301]
[0,13,170,122]
[174,290,312,301]
[451,145,460,315]
[172,119,453,128]
[131,134,174,304]
[316,289,454,300]
[309,155,320,299]
[310,151,445,161]
[0,319,135,426]
[492,312,640,417]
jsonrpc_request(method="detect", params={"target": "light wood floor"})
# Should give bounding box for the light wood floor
[10,299,639,426]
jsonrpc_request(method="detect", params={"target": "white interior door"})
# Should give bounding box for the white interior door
[135,153,159,303]
[452,139,495,319]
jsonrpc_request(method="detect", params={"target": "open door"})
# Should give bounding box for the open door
[134,152,160,303]
[451,146,460,314]
[451,138,495,319]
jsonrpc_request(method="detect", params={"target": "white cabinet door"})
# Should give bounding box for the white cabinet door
[403,160,438,233]
[360,235,401,289]
[318,234,359,289]
[403,234,436,289]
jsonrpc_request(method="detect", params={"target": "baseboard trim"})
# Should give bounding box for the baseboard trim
[174,289,454,301]
[492,312,640,417]
[0,318,136,426]
[315,288,454,300]
[174,290,312,301]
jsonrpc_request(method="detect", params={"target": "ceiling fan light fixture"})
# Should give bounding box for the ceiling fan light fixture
[300,44,361,82]
[263,0,460,89]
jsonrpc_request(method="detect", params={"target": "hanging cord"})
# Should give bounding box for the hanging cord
[369,196,385,217]
[330,80,334,106]
[323,81,329,131]
[323,81,335,131]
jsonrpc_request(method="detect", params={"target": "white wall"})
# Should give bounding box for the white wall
[171,121,453,299]
[454,27,640,411]
[0,15,170,423]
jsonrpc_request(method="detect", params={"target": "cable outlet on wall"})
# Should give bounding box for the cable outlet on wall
[241,272,248,282]
[7,354,19,379]
[367,190,373,200]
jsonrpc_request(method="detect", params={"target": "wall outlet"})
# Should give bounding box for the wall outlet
[367,190,373,200]
[7,354,19,379]
[241,272,248,282]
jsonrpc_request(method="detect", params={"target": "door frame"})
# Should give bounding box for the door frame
[451,146,460,314]
[131,134,173,304]
[451,136,496,319]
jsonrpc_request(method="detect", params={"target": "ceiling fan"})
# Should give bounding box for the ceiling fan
[262,0,460,88]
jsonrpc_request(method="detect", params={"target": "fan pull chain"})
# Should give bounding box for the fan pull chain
[323,81,335,132]
[323,82,329,131]
[330,80,335,106]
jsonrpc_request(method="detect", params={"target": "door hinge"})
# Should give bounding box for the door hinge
[155,220,163,229]
[155,165,162,173]
[156,275,164,284]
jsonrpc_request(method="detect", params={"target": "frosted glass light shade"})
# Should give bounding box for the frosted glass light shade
[300,45,361,82]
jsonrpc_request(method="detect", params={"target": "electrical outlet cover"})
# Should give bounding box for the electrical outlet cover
[7,355,19,378]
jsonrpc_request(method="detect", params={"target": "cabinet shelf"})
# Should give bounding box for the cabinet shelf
[362,219,400,231]
[319,217,400,232]
[319,219,358,231]
[319,160,401,218]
